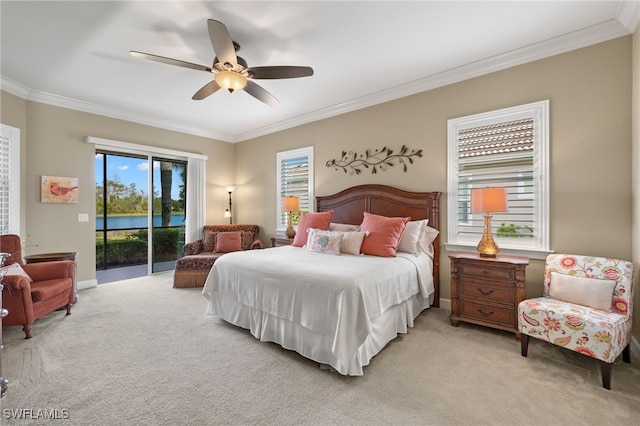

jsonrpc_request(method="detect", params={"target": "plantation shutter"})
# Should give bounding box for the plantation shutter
[457,118,535,242]
[277,147,314,228]
[0,125,19,235]
[0,131,10,233]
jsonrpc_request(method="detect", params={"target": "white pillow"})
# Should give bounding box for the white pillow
[306,229,343,255]
[329,222,360,232]
[1,262,33,282]
[398,220,428,255]
[306,228,368,255]
[339,231,369,255]
[549,272,616,311]
[420,225,439,258]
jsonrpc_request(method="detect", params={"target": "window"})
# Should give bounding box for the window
[447,101,549,257]
[276,146,314,230]
[0,124,20,235]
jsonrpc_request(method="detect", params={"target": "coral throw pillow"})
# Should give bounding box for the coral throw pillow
[214,231,243,253]
[292,211,333,247]
[359,212,410,257]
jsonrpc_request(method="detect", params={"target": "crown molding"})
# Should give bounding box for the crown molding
[0,77,30,98]
[617,0,640,32]
[0,76,233,143]
[234,18,631,142]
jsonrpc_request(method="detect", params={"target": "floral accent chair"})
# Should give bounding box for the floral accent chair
[517,254,634,389]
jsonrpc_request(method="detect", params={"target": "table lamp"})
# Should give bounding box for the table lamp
[470,187,507,257]
[282,196,300,238]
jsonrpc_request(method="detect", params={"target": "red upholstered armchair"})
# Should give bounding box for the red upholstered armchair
[0,234,75,339]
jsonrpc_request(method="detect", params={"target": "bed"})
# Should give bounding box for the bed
[202,184,441,375]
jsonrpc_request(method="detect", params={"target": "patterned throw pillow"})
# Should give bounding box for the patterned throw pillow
[306,229,343,255]
[240,230,255,250]
[202,231,217,252]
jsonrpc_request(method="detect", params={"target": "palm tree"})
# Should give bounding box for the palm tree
[160,161,173,227]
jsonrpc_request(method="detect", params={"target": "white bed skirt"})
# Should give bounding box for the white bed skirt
[208,291,432,375]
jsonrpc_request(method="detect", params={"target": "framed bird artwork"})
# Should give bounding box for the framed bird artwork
[41,176,78,203]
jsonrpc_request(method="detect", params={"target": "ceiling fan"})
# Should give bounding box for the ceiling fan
[130,19,314,106]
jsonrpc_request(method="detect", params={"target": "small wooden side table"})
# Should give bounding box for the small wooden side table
[270,237,294,247]
[449,252,529,340]
[24,252,78,304]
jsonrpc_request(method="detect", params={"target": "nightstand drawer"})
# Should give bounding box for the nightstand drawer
[458,263,514,282]
[459,299,515,328]
[460,280,514,304]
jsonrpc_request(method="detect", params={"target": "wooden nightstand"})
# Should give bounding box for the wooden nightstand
[270,237,294,247]
[449,252,529,340]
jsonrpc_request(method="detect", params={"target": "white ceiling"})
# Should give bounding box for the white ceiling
[2,1,639,143]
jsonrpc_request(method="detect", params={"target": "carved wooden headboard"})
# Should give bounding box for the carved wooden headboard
[316,184,441,308]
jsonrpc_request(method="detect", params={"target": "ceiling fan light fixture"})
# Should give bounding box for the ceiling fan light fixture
[215,70,247,92]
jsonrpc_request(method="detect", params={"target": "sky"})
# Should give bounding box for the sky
[95,153,183,199]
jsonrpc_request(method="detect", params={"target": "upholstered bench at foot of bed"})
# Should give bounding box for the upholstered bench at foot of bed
[173,253,225,288]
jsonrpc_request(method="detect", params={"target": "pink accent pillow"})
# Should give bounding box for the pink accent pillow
[292,211,334,247]
[214,231,242,253]
[359,212,410,257]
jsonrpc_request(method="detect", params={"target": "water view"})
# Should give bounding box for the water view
[96,213,185,230]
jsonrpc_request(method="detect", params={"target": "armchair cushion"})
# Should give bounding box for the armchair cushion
[519,297,629,363]
[30,279,74,303]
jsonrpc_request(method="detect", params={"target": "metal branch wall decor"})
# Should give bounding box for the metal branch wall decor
[326,145,423,175]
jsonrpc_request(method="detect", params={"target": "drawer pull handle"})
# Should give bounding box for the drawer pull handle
[477,288,494,296]
[476,308,494,317]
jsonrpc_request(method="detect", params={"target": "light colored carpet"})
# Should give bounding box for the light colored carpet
[2,273,640,425]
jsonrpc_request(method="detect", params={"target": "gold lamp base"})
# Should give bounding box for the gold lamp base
[476,213,499,258]
[285,213,296,238]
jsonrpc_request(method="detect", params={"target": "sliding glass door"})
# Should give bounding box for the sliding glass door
[151,158,186,272]
[96,152,186,275]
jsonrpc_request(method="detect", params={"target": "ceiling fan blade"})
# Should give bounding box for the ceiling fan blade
[244,80,279,106]
[192,80,221,100]
[130,51,212,72]
[207,19,237,68]
[247,66,314,79]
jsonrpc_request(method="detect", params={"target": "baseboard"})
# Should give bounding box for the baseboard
[439,298,451,312]
[632,336,640,360]
[77,279,97,290]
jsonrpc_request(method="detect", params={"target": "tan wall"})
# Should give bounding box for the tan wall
[236,37,633,316]
[1,95,233,283]
[632,26,640,341]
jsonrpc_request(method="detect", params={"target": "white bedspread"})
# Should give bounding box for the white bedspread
[202,246,433,366]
